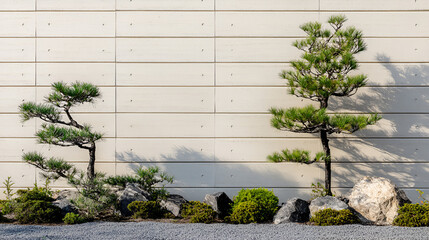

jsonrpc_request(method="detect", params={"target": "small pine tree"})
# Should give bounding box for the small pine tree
[19,82,103,181]
[268,15,381,195]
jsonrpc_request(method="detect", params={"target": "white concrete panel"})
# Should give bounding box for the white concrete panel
[218,38,429,63]
[36,87,115,113]
[36,114,116,138]
[215,114,308,138]
[0,114,35,137]
[0,12,35,37]
[116,0,214,10]
[217,12,317,37]
[0,87,35,112]
[0,163,35,188]
[321,12,429,37]
[116,63,214,86]
[359,38,429,62]
[117,87,214,112]
[217,38,300,62]
[0,139,36,161]
[37,38,115,62]
[116,163,215,187]
[215,138,429,163]
[0,38,35,62]
[332,163,429,188]
[0,63,35,85]
[117,12,214,37]
[37,0,115,10]
[330,87,429,113]
[321,0,429,10]
[117,38,214,62]
[0,0,35,10]
[37,63,115,86]
[37,12,115,37]
[216,63,286,86]
[116,139,215,162]
[216,0,319,10]
[214,163,323,188]
[37,139,116,162]
[117,114,214,137]
[216,87,316,113]
[359,63,429,86]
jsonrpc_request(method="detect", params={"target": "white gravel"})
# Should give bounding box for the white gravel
[1,222,429,240]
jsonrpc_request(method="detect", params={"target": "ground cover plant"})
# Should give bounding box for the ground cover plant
[310,209,359,226]
[181,201,216,224]
[127,201,167,219]
[268,15,380,195]
[63,212,88,225]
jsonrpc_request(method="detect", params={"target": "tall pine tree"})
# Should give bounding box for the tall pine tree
[268,15,380,195]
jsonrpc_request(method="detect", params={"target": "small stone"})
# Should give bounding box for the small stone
[160,194,188,217]
[118,183,151,217]
[203,192,233,219]
[309,196,348,217]
[274,198,310,224]
[348,176,411,225]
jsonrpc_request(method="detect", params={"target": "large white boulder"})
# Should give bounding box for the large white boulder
[348,176,411,225]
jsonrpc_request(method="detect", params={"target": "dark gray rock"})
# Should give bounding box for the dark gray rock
[52,190,79,216]
[203,192,233,219]
[160,194,188,217]
[309,196,349,217]
[274,198,310,224]
[118,183,151,217]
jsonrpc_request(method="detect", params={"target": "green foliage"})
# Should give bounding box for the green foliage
[47,82,101,108]
[310,182,335,200]
[2,177,15,200]
[231,188,279,223]
[181,201,216,224]
[63,212,88,224]
[416,189,429,204]
[36,123,103,146]
[226,201,260,224]
[23,152,76,180]
[268,148,325,164]
[310,209,359,226]
[105,166,174,200]
[10,185,62,224]
[69,173,117,218]
[0,200,12,215]
[15,200,62,224]
[393,203,429,227]
[127,201,166,219]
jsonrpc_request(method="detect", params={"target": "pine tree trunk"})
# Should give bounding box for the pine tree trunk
[87,142,96,180]
[320,130,332,196]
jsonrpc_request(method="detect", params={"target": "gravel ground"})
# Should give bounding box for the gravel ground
[1,222,429,240]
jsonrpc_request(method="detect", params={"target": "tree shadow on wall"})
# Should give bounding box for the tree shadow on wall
[326,55,429,200]
[115,146,320,202]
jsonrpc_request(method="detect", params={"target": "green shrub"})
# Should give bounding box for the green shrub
[226,201,260,224]
[63,212,87,224]
[15,200,62,224]
[393,203,429,227]
[181,201,216,224]
[231,188,279,223]
[127,201,166,219]
[0,200,12,215]
[15,186,53,203]
[310,209,360,226]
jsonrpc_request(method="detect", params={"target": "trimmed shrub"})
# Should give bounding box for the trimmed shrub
[181,201,216,224]
[63,212,88,225]
[0,200,12,215]
[393,203,429,227]
[15,200,62,224]
[10,185,62,224]
[310,209,360,226]
[231,188,279,223]
[226,201,260,224]
[127,201,165,219]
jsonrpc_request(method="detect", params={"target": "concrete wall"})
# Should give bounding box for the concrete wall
[0,0,429,202]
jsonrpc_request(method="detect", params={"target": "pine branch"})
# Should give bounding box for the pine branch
[268,149,326,164]
[327,113,381,134]
[22,152,76,179]
[46,81,101,109]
